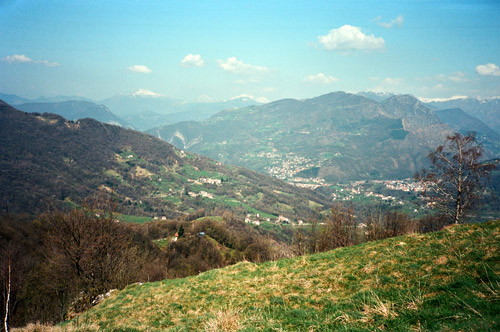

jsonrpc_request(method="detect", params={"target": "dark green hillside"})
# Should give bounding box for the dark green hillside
[61,220,500,331]
[150,92,451,181]
[0,101,329,219]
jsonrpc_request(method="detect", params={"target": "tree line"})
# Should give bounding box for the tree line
[0,195,295,329]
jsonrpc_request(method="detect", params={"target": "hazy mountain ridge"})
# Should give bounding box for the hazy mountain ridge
[0,93,94,105]
[150,92,454,181]
[435,108,499,137]
[15,100,131,128]
[356,91,397,102]
[0,92,264,132]
[101,92,263,131]
[0,100,329,219]
[0,93,32,105]
[381,94,451,148]
[427,97,500,134]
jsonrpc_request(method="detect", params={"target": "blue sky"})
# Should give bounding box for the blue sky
[1,0,499,102]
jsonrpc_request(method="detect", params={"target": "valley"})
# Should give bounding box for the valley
[2,2,500,330]
[150,92,452,182]
[1,93,499,330]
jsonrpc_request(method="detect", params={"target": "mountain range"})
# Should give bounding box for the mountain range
[148,92,463,181]
[0,100,329,219]
[434,108,500,151]
[427,97,500,134]
[100,92,264,131]
[1,91,263,132]
[15,100,131,128]
[3,90,499,184]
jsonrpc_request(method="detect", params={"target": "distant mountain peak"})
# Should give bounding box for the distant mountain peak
[356,91,398,102]
[385,94,419,103]
[420,95,500,103]
[310,91,367,104]
[418,95,468,103]
[131,89,165,98]
[228,94,269,104]
[382,94,435,119]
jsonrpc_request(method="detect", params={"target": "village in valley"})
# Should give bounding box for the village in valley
[241,177,430,227]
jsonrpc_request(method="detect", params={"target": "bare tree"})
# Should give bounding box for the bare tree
[3,250,10,332]
[318,203,357,251]
[365,210,414,241]
[40,193,143,313]
[415,133,497,224]
[1,240,29,332]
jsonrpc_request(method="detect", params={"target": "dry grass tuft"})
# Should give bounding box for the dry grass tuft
[362,264,376,274]
[435,255,449,265]
[203,308,242,332]
[361,292,398,323]
[12,322,99,332]
[12,323,57,332]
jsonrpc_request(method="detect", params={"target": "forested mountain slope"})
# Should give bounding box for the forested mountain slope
[0,101,329,219]
[150,92,452,181]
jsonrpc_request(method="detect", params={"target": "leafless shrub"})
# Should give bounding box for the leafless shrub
[318,203,357,251]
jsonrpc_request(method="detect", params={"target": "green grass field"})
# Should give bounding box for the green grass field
[116,214,153,224]
[60,220,499,331]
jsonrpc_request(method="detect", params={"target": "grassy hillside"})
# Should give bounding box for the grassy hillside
[59,220,499,331]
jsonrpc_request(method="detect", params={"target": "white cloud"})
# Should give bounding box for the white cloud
[2,54,32,63]
[132,89,163,97]
[127,65,152,74]
[181,54,204,67]
[218,57,269,75]
[318,25,385,51]
[476,63,500,76]
[448,72,468,82]
[376,15,404,29]
[305,73,339,84]
[436,74,447,81]
[382,77,402,85]
[1,54,59,67]
[435,72,468,83]
[234,78,259,85]
[37,60,60,67]
[263,87,277,93]
[369,77,403,93]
